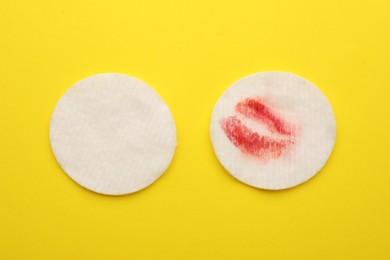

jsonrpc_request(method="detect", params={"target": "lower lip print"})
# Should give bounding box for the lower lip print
[220,116,292,160]
[220,98,296,161]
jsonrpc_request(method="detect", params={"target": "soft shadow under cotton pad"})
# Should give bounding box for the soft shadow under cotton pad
[50,73,177,195]
[210,71,336,190]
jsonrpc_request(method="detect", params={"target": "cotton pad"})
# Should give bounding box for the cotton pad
[210,72,336,190]
[50,73,177,195]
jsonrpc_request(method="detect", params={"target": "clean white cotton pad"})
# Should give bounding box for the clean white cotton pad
[210,72,336,190]
[50,73,177,195]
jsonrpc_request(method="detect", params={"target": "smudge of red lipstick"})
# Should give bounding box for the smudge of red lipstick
[236,98,295,136]
[220,98,296,161]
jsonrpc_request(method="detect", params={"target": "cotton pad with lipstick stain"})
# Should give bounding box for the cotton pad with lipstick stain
[210,72,336,190]
[50,73,177,195]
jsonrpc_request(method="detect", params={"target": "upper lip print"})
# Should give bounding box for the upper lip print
[220,97,297,162]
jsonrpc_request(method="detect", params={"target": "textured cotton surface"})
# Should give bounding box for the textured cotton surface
[50,73,177,195]
[210,72,336,190]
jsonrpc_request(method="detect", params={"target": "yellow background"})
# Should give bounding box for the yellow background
[1,0,389,259]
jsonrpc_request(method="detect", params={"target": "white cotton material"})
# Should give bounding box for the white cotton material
[50,73,177,195]
[210,72,336,190]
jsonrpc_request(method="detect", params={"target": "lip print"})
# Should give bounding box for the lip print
[211,72,336,190]
[220,97,296,161]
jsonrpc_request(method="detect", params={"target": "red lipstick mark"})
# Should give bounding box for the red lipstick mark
[220,98,296,161]
[236,98,294,136]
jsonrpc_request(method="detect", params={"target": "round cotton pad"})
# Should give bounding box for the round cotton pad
[210,72,336,190]
[50,73,176,195]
